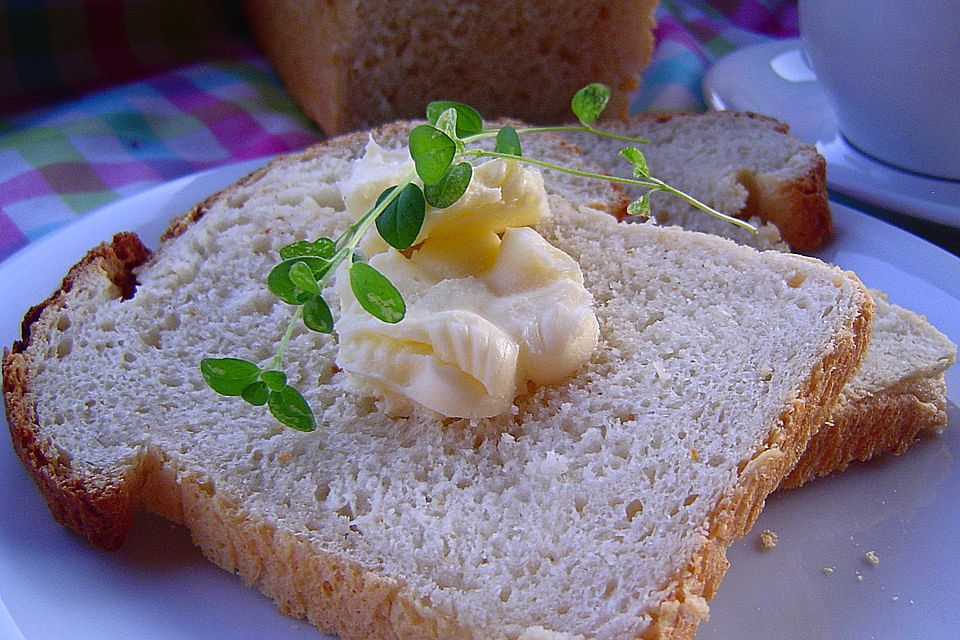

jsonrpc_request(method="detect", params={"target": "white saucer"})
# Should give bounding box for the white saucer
[703,38,960,229]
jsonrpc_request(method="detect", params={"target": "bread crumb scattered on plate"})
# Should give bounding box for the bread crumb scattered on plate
[822,566,834,575]
[865,550,880,566]
[758,529,778,550]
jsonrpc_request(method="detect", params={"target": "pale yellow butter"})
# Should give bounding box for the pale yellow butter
[334,140,599,419]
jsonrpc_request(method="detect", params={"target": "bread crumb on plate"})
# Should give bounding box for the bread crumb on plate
[758,529,778,550]
[865,550,880,566]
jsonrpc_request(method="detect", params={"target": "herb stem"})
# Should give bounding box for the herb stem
[648,178,755,232]
[270,305,304,370]
[466,148,655,186]
[518,125,650,144]
[472,148,662,188]
[468,149,757,233]
[267,171,418,371]
[466,125,648,145]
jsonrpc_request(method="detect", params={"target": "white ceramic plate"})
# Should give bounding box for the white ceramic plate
[702,38,960,229]
[1,161,958,639]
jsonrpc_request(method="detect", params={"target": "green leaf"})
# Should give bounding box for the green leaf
[571,83,611,126]
[426,101,483,137]
[279,238,336,260]
[619,147,650,179]
[241,381,269,406]
[434,107,459,140]
[288,260,320,295]
[494,125,522,156]
[260,370,288,391]
[434,108,466,154]
[200,357,261,396]
[408,125,456,185]
[349,262,405,324]
[268,385,317,432]
[627,191,652,218]
[302,294,334,334]
[424,162,473,209]
[375,184,426,249]
[268,257,332,305]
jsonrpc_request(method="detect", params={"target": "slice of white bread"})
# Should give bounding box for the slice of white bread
[558,113,957,486]
[243,0,657,135]
[569,111,832,252]
[3,124,872,639]
[784,289,956,487]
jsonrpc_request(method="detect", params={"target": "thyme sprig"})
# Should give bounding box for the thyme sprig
[201,83,756,430]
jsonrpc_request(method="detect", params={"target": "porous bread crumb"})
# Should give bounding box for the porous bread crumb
[865,550,880,566]
[518,626,587,640]
[822,567,834,575]
[758,530,778,550]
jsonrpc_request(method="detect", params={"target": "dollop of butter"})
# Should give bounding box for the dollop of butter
[334,138,599,419]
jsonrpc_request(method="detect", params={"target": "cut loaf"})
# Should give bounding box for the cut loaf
[558,113,957,485]
[4,124,872,640]
[244,0,657,135]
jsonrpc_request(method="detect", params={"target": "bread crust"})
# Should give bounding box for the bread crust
[2,127,872,639]
[3,232,152,550]
[782,375,947,488]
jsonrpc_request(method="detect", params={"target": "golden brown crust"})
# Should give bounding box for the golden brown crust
[782,375,948,488]
[641,278,873,640]
[3,232,153,550]
[738,152,832,253]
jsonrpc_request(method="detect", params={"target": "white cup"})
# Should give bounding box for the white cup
[799,0,960,181]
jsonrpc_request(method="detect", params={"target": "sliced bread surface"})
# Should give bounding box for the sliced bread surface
[552,113,957,486]
[4,125,872,640]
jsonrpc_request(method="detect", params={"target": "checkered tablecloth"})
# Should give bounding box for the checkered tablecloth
[0,0,799,262]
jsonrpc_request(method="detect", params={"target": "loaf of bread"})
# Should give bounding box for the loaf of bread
[3,123,872,639]
[558,112,956,485]
[244,0,658,135]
